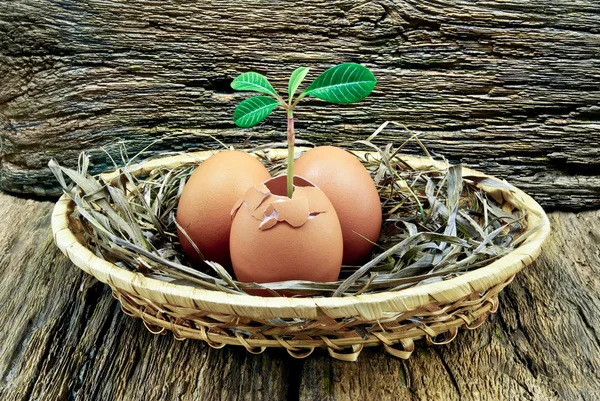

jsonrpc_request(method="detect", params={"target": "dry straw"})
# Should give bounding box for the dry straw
[50,132,550,360]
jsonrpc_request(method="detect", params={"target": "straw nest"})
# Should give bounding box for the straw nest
[50,137,550,361]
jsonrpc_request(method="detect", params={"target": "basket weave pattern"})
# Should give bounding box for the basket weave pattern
[51,151,550,360]
[114,277,510,361]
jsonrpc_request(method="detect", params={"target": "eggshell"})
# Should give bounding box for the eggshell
[176,150,271,267]
[230,175,343,284]
[294,146,382,265]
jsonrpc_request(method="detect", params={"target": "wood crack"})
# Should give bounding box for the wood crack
[572,302,600,352]
[433,348,461,398]
[72,286,120,401]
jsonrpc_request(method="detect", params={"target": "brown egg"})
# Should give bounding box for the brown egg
[176,151,271,267]
[230,175,343,284]
[295,146,382,265]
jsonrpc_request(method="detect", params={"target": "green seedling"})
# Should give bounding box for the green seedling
[231,63,376,198]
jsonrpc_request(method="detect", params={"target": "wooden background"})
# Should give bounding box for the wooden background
[1,0,600,208]
[1,1,600,400]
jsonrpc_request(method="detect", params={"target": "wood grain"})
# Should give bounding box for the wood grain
[1,193,599,400]
[1,0,600,209]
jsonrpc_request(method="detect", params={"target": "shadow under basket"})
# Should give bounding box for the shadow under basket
[51,149,550,361]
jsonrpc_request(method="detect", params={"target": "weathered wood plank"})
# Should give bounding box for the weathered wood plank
[1,0,600,208]
[0,193,295,401]
[0,194,599,400]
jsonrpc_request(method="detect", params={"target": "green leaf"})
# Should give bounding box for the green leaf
[288,67,309,99]
[231,72,278,97]
[302,63,376,104]
[233,96,280,128]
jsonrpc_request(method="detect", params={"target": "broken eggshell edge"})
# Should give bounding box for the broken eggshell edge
[231,176,330,231]
[229,175,344,286]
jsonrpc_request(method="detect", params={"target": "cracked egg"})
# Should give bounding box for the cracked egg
[230,175,343,284]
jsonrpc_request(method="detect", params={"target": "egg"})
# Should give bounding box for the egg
[176,150,271,267]
[294,146,382,265]
[230,175,343,284]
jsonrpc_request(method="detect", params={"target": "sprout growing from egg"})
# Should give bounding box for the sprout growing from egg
[231,63,376,198]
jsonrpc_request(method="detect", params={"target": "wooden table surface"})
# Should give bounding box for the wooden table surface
[0,192,599,401]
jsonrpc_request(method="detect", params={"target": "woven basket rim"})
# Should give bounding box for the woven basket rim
[51,149,551,320]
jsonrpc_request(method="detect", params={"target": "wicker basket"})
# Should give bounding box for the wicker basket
[51,149,550,361]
